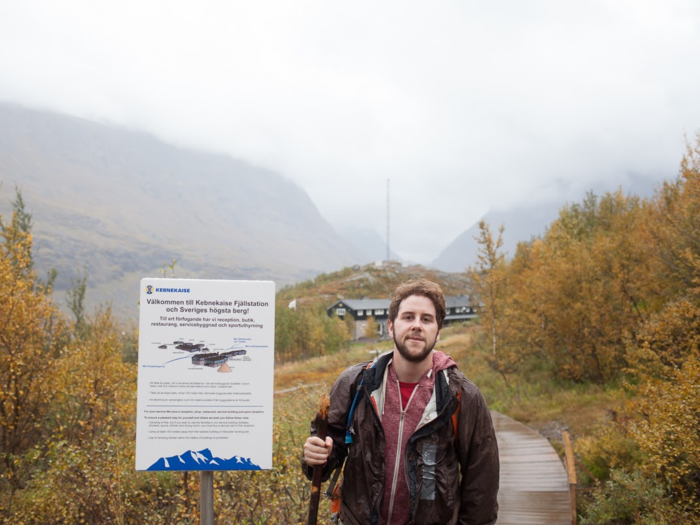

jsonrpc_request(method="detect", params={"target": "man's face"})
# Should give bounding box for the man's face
[388,295,440,363]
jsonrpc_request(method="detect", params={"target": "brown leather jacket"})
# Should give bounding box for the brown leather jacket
[302,352,499,525]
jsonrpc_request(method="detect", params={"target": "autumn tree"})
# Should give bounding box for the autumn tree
[66,268,89,339]
[275,301,350,361]
[504,191,655,381]
[364,315,379,339]
[467,221,522,382]
[344,312,356,341]
[616,139,700,512]
[629,353,700,510]
[469,221,506,358]
[10,307,140,524]
[0,192,67,514]
[649,133,700,299]
[0,188,34,274]
[586,298,700,520]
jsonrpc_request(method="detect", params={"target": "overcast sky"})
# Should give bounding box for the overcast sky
[1,1,699,263]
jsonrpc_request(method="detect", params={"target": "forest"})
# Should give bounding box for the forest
[469,136,700,522]
[1,136,699,523]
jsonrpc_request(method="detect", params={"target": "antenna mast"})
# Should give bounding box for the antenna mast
[386,178,390,262]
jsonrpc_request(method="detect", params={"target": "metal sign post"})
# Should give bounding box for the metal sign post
[200,471,214,525]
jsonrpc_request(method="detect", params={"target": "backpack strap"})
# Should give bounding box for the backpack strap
[451,389,462,446]
[325,360,376,515]
[345,361,375,444]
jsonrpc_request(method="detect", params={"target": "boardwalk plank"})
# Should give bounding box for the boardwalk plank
[492,411,572,525]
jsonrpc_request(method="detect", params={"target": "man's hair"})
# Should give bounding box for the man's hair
[389,279,446,329]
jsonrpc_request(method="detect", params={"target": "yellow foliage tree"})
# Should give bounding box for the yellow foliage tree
[629,352,700,510]
[364,316,379,339]
[505,191,655,381]
[50,307,136,445]
[0,199,66,505]
[274,301,350,361]
[468,221,521,382]
[578,139,700,521]
[344,312,356,340]
[649,133,700,299]
[12,308,140,524]
[469,221,506,358]
[621,136,700,508]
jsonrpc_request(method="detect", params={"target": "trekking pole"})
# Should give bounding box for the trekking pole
[308,394,330,525]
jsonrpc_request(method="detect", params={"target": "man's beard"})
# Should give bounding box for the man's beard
[393,333,437,363]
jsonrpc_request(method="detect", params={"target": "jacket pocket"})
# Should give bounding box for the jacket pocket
[419,443,437,501]
[414,435,459,524]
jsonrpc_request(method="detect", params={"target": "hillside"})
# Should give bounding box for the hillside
[276,260,471,305]
[0,102,364,317]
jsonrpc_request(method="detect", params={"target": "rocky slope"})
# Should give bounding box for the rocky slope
[0,102,362,317]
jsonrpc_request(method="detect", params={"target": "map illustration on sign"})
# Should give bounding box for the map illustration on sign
[154,339,250,373]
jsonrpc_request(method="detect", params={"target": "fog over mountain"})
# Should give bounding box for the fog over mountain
[2,3,697,265]
[0,102,362,317]
[0,102,679,317]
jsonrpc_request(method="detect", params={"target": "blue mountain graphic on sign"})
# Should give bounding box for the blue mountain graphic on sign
[147,448,261,471]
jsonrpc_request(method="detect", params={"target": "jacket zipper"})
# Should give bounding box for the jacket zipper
[404,373,457,521]
[386,380,418,525]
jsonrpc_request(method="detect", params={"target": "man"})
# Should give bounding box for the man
[302,279,499,525]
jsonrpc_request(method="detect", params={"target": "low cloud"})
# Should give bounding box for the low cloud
[1,0,699,262]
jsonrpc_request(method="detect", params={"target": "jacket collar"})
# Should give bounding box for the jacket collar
[363,351,455,417]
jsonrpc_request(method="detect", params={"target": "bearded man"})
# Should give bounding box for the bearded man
[302,279,499,525]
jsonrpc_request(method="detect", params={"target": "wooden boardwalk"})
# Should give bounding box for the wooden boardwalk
[492,411,572,525]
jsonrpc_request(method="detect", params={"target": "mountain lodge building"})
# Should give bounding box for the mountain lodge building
[327,296,477,340]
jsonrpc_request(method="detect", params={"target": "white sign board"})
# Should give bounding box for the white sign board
[135,278,275,471]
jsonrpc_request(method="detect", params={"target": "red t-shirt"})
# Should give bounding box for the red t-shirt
[399,381,418,409]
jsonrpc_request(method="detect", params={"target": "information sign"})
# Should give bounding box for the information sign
[135,278,275,471]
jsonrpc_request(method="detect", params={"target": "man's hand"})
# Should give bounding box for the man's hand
[303,436,333,466]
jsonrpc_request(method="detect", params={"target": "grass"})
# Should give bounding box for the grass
[273,340,394,392]
[268,323,622,522]
[276,323,621,438]
[275,322,620,445]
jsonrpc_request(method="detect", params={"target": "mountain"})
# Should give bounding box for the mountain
[147,448,260,471]
[432,175,661,272]
[431,207,559,272]
[0,102,362,317]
